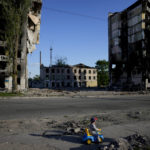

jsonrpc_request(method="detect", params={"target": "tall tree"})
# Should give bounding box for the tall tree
[1,0,30,92]
[95,60,109,87]
[55,57,68,66]
[33,75,40,81]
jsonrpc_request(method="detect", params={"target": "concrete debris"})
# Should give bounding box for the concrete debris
[100,134,150,150]
[125,134,150,149]
[43,119,150,149]
[22,88,150,98]
[53,120,89,135]
[104,138,132,150]
[28,13,39,25]
[127,111,142,119]
[74,128,81,133]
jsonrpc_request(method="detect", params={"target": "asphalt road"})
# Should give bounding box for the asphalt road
[0,95,150,120]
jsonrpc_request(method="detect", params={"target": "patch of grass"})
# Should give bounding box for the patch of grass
[0,92,24,97]
[64,115,68,118]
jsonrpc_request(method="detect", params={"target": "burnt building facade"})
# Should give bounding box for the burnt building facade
[108,0,150,90]
[0,0,42,91]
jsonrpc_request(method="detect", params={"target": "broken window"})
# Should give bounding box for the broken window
[111,21,121,31]
[17,50,21,58]
[52,82,55,87]
[128,31,144,43]
[79,82,81,87]
[67,76,70,79]
[128,23,142,35]
[17,65,21,71]
[112,29,121,38]
[79,69,81,73]
[0,75,5,88]
[57,69,60,73]
[128,14,142,27]
[46,68,49,73]
[0,62,6,69]
[17,78,20,85]
[56,83,60,88]
[51,69,55,73]
[112,38,120,46]
[46,75,49,79]
[74,82,77,87]
[46,83,49,88]
[67,69,70,73]
[0,47,5,55]
[52,75,55,80]
[74,69,77,73]
[89,70,91,74]
[67,82,71,87]
[89,76,91,80]
[127,4,142,19]
[61,82,64,87]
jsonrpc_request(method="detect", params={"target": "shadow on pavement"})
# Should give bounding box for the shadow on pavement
[30,130,114,149]
[30,130,82,144]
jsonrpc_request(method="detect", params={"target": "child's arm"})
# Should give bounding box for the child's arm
[93,124,100,131]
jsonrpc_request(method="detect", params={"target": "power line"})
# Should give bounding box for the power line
[42,6,106,22]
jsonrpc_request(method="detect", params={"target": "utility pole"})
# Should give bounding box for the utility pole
[50,47,53,67]
[40,51,42,67]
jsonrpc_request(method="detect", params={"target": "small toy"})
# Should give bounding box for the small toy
[82,128,104,144]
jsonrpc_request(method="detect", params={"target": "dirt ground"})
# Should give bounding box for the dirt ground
[23,88,150,97]
[0,90,150,150]
[0,111,150,150]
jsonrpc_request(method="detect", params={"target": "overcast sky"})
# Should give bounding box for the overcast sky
[28,0,137,78]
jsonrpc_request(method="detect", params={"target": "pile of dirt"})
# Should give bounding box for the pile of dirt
[22,88,150,97]
[52,120,90,135]
[102,134,150,150]
[23,88,75,97]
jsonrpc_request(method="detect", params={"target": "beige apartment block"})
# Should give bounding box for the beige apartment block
[40,63,97,88]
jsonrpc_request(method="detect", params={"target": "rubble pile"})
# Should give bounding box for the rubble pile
[125,134,150,149]
[53,120,90,135]
[23,88,150,97]
[102,134,150,150]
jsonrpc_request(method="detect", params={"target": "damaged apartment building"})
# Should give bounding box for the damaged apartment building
[108,0,150,90]
[40,63,97,88]
[0,0,42,91]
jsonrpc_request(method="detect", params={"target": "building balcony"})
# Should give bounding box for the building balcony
[0,69,7,73]
[0,41,7,47]
[0,55,8,62]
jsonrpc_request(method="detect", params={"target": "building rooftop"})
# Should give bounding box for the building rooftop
[73,63,95,69]
[41,63,96,69]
